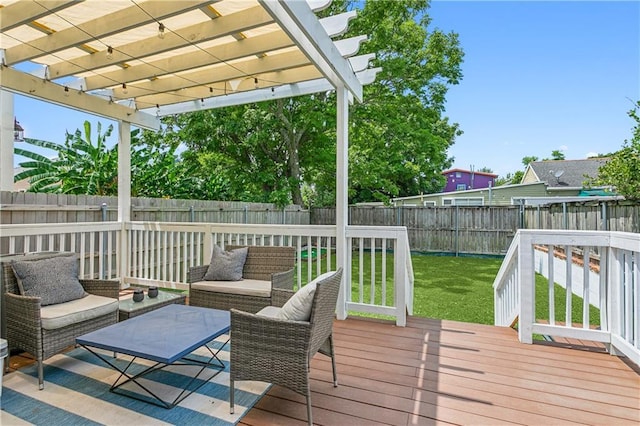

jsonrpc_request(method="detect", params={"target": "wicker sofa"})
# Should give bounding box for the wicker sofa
[187,245,295,313]
[1,252,119,389]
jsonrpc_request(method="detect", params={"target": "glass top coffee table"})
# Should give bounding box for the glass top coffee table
[119,289,186,321]
[77,304,230,409]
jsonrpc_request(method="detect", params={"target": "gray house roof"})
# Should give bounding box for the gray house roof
[525,158,609,188]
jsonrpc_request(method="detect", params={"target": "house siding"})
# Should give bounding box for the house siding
[394,182,550,206]
[442,169,497,192]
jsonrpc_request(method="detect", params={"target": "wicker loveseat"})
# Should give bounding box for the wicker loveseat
[187,245,295,313]
[1,252,119,389]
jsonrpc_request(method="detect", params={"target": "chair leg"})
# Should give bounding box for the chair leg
[306,394,313,426]
[37,359,44,390]
[329,335,337,387]
[229,379,235,414]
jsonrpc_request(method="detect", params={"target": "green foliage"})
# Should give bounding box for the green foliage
[521,156,538,167]
[153,0,464,207]
[591,101,640,200]
[15,120,200,199]
[15,122,117,194]
[548,150,566,160]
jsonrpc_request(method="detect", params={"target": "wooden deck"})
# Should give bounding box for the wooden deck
[240,315,640,425]
[4,314,639,425]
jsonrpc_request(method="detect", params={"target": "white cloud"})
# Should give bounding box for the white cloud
[585,151,599,158]
[559,145,568,152]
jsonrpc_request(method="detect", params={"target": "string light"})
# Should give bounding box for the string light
[106,46,113,60]
[122,83,128,94]
[254,77,258,88]
[64,86,70,97]
[158,23,165,39]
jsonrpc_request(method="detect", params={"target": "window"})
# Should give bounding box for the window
[456,183,467,191]
[423,201,436,207]
[443,197,484,206]
[455,172,462,178]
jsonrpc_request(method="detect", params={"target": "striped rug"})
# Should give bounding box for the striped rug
[1,336,270,425]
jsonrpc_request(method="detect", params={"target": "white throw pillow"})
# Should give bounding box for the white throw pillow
[277,271,336,321]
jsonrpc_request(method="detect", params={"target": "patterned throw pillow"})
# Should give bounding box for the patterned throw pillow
[11,255,88,306]
[203,245,249,281]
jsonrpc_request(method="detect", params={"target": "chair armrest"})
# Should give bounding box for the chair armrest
[80,279,119,299]
[230,308,311,366]
[5,292,42,328]
[188,265,209,283]
[271,288,295,308]
[271,268,294,290]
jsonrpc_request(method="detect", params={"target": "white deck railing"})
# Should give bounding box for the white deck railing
[0,221,414,326]
[494,229,639,367]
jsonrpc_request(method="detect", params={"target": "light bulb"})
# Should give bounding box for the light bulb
[122,83,128,95]
[254,77,259,89]
[64,86,70,97]
[106,46,113,60]
[158,23,165,39]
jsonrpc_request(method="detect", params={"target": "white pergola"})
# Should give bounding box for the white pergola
[0,0,380,319]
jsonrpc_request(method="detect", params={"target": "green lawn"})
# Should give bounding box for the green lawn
[299,252,600,326]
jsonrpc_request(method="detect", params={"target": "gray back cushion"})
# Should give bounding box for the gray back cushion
[11,255,87,306]
[204,245,249,281]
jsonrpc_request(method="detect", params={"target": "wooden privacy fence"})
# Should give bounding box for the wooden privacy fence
[0,191,309,225]
[2,191,638,256]
[313,201,639,255]
[522,201,640,233]
[313,206,520,255]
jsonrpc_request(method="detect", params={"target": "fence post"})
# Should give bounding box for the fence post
[601,202,608,231]
[244,205,248,224]
[455,205,459,257]
[189,206,195,222]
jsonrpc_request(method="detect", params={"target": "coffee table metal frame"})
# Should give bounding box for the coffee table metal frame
[77,304,230,409]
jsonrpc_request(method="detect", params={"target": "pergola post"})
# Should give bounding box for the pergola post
[118,121,131,287]
[0,90,14,191]
[336,85,349,320]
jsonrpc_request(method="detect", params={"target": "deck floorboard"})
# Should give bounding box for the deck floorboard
[240,315,640,426]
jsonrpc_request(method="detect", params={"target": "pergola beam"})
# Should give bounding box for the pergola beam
[147,68,381,116]
[260,0,363,102]
[46,4,273,80]
[0,65,159,131]
[4,1,214,65]
[73,11,356,92]
[0,0,78,32]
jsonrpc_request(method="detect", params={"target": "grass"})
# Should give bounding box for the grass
[299,252,600,327]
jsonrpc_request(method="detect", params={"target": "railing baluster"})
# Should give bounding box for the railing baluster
[565,244,572,327]
[548,245,555,326]
[370,238,375,305]
[382,237,387,306]
[583,246,591,328]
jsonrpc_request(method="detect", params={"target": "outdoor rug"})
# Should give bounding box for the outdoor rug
[1,335,270,425]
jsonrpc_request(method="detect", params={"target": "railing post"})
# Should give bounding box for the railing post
[203,224,213,266]
[101,203,107,279]
[394,232,407,327]
[518,232,534,344]
[119,221,129,289]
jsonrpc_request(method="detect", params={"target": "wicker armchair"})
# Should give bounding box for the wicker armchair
[230,268,343,426]
[187,245,295,313]
[1,252,119,389]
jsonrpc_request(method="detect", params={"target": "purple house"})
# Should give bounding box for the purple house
[442,168,497,193]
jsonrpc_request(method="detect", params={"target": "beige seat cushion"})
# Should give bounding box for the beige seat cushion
[40,294,119,330]
[256,305,282,318]
[191,279,271,298]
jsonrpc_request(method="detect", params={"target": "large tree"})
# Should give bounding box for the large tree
[592,101,640,200]
[168,0,463,206]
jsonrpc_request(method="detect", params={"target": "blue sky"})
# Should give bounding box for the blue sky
[429,0,640,176]
[12,1,640,178]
